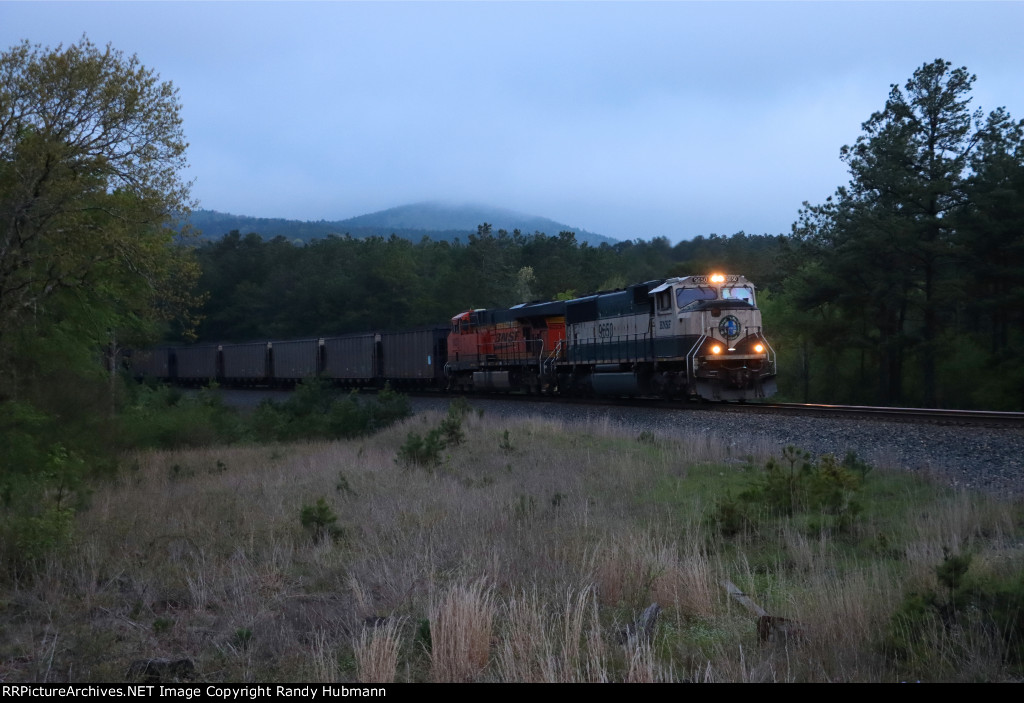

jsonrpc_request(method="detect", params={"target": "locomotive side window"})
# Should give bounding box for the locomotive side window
[722,286,754,304]
[675,286,716,310]
[656,290,672,311]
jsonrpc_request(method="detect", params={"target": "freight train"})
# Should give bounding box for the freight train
[130,274,777,401]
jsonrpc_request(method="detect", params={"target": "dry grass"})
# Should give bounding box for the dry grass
[429,581,494,682]
[0,406,1021,682]
[354,617,403,683]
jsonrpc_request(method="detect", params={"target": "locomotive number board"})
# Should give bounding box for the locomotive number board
[690,275,742,284]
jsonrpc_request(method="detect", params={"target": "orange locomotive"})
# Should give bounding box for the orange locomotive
[446,300,566,394]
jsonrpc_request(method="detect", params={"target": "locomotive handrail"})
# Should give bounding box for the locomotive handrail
[686,334,708,386]
[543,339,564,377]
[761,334,778,375]
[572,333,652,364]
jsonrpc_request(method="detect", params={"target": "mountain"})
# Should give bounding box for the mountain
[185,202,618,246]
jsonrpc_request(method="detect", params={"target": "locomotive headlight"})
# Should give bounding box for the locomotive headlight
[754,343,764,353]
[711,345,722,355]
[710,273,725,283]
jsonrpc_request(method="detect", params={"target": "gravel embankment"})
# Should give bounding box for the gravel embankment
[408,396,1024,498]
[214,390,1024,497]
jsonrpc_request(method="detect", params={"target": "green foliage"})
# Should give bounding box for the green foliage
[499,430,515,453]
[784,59,1024,408]
[438,403,467,447]
[396,428,446,469]
[299,498,344,544]
[842,450,873,481]
[415,618,432,654]
[1,505,75,572]
[511,494,537,521]
[373,384,414,428]
[636,431,657,444]
[0,401,90,572]
[936,548,974,594]
[886,550,1024,673]
[712,447,868,536]
[749,447,863,517]
[232,627,254,650]
[153,617,174,635]
[250,380,411,442]
[0,37,201,392]
[447,396,473,420]
[117,383,245,449]
[118,378,411,452]
[335,471,356,497]
[191,227,787,342]
[395,398,476,469]
[710,491,757,538]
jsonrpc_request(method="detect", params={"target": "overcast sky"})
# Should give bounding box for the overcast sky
[3,1,1023,242]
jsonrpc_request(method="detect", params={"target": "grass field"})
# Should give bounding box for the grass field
[2,402,1022,682]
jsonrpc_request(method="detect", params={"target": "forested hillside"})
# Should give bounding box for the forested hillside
[186,202,618,246]
[191,227,782,342]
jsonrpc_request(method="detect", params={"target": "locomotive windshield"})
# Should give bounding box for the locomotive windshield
[721,285,754,304]
[675,286,717,310]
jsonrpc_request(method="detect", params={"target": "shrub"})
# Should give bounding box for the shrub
[396,429,445,468]
[709,447,869,539]
[118,383,244,448]
[710,491,756,538]
[300,498,345,543]
[885,550,1024,673]
[499,430,515,453]
[1,504,75,571]
[744,447,865,520]
[367,384,412,431]
[253,381,412,442]
[395,399,475,468]
[0,402,88,572]
[438,414,466,447]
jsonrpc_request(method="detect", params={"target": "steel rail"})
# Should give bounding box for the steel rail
[210,386,1024,427]
[405,391,1024,427]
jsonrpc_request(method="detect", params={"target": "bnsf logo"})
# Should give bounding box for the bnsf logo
[494,331,519,343]
[659,320,672,330]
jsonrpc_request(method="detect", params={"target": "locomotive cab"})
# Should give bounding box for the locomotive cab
[650,274,777,400]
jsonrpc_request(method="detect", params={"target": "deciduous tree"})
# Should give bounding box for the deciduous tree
[0,37,200,397]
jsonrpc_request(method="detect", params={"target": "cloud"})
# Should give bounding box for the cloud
[6,1,1022,240]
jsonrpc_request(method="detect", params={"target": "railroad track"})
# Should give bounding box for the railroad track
[211,387,1024,428]
[706,401,1024,427]
[407,391,1024,427]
